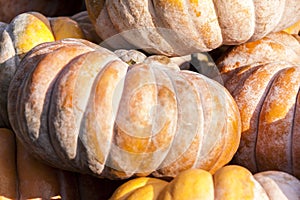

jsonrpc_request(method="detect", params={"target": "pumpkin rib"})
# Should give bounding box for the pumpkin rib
[249,0,284,41]
[48,50,121,171]
[153,69,204,177]
[86,0,300,55]
[8,41,66,142]
[231,62,292,173]
[82,59,128,176]
[9,42,95,170]
[196,74,228,172]
[256,66,300,173]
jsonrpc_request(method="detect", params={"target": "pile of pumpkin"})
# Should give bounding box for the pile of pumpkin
[0,0,300,199]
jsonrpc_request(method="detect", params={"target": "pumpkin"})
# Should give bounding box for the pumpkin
[0,11,100,128]
[284,20,300,35]
[0,128,128,200]
[109,165,300,200]
[85,0,300,56]
[0,128,73,199]
[216,31,300,179]
[0,0,85,23]
[7,38,241,179]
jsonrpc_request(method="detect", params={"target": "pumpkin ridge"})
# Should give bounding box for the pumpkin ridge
[254,68,284,172]
[229,62,294,173]
[256,66,300,173]
[8,42,61,148]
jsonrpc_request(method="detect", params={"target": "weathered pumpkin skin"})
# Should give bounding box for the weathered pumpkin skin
[0,11,100,128]
[0,128,74,199]
[216,31,300,179]
[0,128,128,200]
[0,0,85,23]
[7,38,241,179]
[85,0,300,56]
[109,165,300,200]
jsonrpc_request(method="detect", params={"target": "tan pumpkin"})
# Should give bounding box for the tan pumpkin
[85,0,300,56]
[216,31,300,179]
[0,11,100,128]
[0,128,128,200]
[0,0,85,23]
[109,165,300,200]
[0,128,74,199]
[7,38,241,179]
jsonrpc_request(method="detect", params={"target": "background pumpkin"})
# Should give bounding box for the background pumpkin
[216,31,300,179]
[85,0,300,56]
[0,128,128,200]
[7,38,241,179]
[0,0,85,23]
[109,165,300,200]
[0,11,100,128]
[283,20,300,35]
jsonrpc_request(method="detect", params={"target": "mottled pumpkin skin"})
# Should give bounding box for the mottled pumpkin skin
[0,11,100,128]
[7,38,241,179]
[109,165,300,200]
[0,0,85,23]
[85,0,300,56]
[0,128,128,200]
[217,31,300,179]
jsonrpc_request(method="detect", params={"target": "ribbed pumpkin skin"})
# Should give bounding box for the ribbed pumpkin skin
[0,128,128,200]
[8,38,241,179]
[109,165,300,200]
[85,0,300,56]
[0,0,85,23]
[0,11,99,128]
[0,128,74,199]
[217,31,300,179]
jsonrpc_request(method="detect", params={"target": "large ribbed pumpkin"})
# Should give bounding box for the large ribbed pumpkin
[109,165,300,200]
[85,0,300,56]
[0,11,99,128]
[217,31,300,179]
[7,38,241,179]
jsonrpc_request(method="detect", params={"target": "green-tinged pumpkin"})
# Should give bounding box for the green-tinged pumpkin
[0,11,100,128]
[85,0,300,56]
[7,38,241,179]
[109,165,300,200]
[217,31,300,179]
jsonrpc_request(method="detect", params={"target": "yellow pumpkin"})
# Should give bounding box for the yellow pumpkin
[109,165,300,200]
[284,20,300,35]
[0,11,100,128]
[85,0,300,56]
[7,38,241,179]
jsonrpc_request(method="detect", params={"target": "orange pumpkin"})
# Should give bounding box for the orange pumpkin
[109,165,300,200]
[0,128,127,200]
[217,31,300,178]
[85,0,300,56]
[7,38,241,179]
